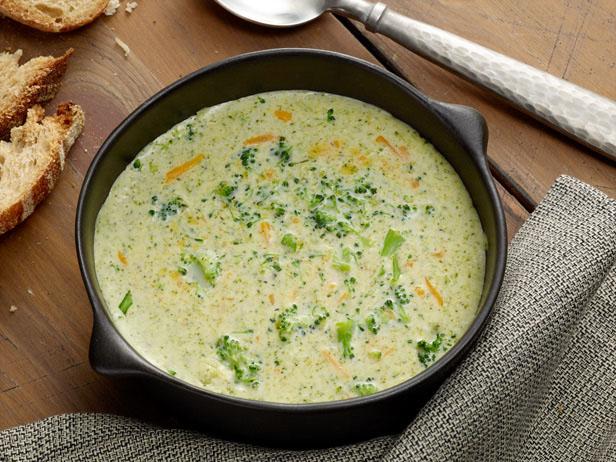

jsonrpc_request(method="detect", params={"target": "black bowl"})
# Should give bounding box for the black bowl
[76,48,506,447]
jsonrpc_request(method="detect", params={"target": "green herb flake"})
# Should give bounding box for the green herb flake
[132,159,142,170]
[326,108,335,122]
[118,290,133,314]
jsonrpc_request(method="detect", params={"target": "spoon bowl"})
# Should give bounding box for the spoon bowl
[214,0,327,27]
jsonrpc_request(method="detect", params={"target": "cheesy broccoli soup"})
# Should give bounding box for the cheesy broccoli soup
[94,91,486,403]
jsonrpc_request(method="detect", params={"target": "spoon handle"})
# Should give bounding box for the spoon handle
[334,1,616,160]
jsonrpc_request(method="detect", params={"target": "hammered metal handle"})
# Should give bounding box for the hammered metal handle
[334,0,616,160]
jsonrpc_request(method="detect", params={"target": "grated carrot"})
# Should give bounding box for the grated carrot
[415,287,425,297]
[117,251,128,266]
[274,109,292,122]
[375,135,409,159]
[309,142,328,158]
[382,346,396,357]
[338,291,349,304]
[425,277,444,306]
[322,350,350,379]
[244,133,275,145]
[164,154,204,184]
[268,293,275,305]
[432,250,445,259]
[261,168,275,180]
[405,259,414,269]
[259,221,272,243]
[409,178,420,189]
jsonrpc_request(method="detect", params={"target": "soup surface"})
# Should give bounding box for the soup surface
[94,91,486,403]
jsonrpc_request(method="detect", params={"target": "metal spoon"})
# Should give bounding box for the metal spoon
[214,0,616,160]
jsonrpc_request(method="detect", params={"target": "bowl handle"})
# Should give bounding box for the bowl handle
[431,101,488,161]
[89,310,150,378]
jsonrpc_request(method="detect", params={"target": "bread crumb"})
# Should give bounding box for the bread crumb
[114,37,131,57]
[126,1,138,13]
[9,305,18,313]
[105,0,121,16]
[27,288,34,296]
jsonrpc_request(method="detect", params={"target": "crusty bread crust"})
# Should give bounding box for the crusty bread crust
[0,103,85,235]
[0,0,108,32]
[0,49,73,141]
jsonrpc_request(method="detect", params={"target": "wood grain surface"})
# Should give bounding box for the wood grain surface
[349,0,616,206]
[3,0,597,431]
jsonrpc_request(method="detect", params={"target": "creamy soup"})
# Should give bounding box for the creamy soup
[94,91,486,403]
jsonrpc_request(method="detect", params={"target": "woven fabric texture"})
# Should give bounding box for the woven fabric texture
[1,175,614,462]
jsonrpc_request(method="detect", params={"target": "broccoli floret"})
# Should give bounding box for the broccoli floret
[354,382,378,396]
[311,306,330,327]
[239,147,257,168]
[336,320,355,359]
[366,298,396,334]
[417,333,445,367]
[275,305,329,341]
[215,335,261,387]
[312,209,336,229]
[365,312,380,334]
[275,305,298,342]
[394,286,411,305]
[183,253,220,287]
[309,194,325,208]
[281,233,299,252]
[215,181,236,198]
[271,136,292,165]
[156,197,187,220]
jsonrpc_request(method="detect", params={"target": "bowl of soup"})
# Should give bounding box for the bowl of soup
[76,49,506,446]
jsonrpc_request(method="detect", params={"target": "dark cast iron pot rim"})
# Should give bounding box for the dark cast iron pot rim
[76,47,507,415]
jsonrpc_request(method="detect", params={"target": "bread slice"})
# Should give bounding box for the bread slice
[0,103,84,235]
[0,48,73,141]
[0,0,109,32]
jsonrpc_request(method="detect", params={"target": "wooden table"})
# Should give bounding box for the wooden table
[1,0,614,430]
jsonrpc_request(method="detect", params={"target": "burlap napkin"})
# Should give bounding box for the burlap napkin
[1,175,614,462]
